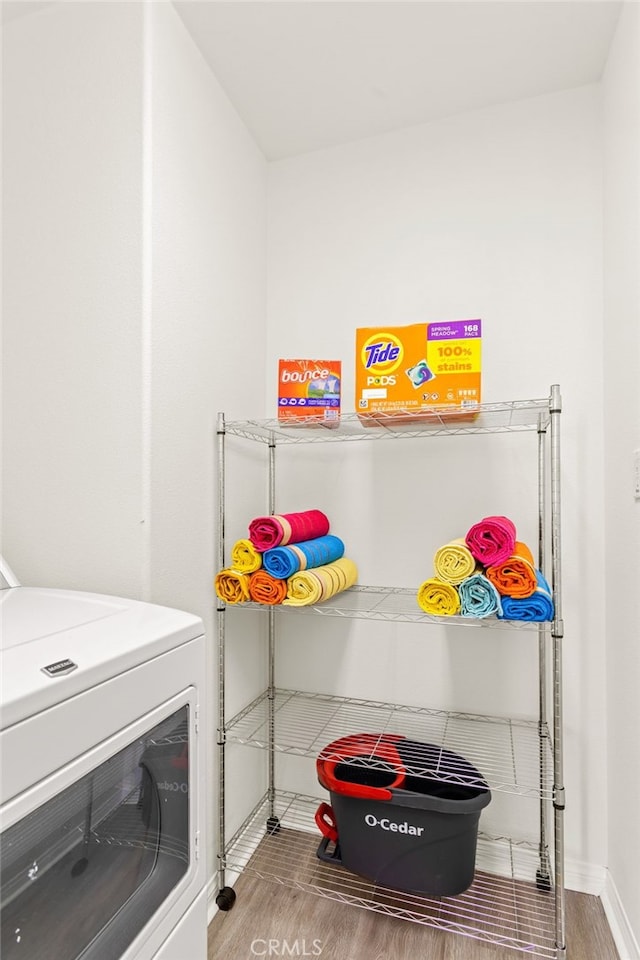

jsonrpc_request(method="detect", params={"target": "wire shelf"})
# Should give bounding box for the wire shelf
[225,584,549,628]
[222,398,551,445]
[226,689,553,800]
[217,385,565,956]
[223,791,558,959]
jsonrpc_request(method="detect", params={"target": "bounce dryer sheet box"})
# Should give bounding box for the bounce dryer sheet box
[278,359,341,426]
[355,320,481,424]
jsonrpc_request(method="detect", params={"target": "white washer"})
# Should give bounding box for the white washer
[0,569,208,960]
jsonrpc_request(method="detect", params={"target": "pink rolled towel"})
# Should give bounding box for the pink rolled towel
[249,509,330,552]
[465,515,517,566]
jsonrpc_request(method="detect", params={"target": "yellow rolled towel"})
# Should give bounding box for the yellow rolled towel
[433,538,478,584]
[284,569,322,606]
[284,557,358,606]
[214,569,250,604]
[417,577,461,616]
[231,538,263,573]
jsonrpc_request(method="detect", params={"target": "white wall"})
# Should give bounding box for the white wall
[603,2,640,952]
[2,0,269,898]
[2,2,146,598]
[149,2,267,616]
[267,86,606,871]
[148,0,269,876]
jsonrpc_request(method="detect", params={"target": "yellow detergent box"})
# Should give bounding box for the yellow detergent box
[356,320,481,423]
[278,359,341,425]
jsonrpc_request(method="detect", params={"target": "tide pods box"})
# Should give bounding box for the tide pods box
[356,320,481,424]
[278,359,341,426]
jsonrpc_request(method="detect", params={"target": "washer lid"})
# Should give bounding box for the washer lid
[0,587,204,729]
[0,588,126,650]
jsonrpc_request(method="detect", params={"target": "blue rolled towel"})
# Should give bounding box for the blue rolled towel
[262,545,300,579]
[458,573,503,619]
[498,570,554,622]
[263,534,345,579]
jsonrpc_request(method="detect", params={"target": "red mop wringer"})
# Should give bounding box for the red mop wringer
[315,733,491,896]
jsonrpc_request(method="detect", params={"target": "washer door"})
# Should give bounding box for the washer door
[0,697,193,960]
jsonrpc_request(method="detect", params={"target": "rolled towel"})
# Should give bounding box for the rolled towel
[248,570,288,605]
[416,578,461,616]
[458,573,503,619]
[249,509,330,552]
[214,569,250,604]
[465,515,517,566]
[283,557,358,606]
[433,538,478,584]
[263,534,345,579]
[499,571,554,622]
[231,538,262,573]
[486,541,537,598]
[284,570,323,606]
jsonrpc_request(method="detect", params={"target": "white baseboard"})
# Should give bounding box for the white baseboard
[206,876,218,925]
[475,845,639,960]
[601,870,640,960]
[564,856,607,896]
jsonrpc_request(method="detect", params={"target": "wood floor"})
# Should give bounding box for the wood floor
[208,872,620,960]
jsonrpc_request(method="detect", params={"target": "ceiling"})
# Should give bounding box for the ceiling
[174,1,622,160]
[1,2,55,23]
[2,2,622,159]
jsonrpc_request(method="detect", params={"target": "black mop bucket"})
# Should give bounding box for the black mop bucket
[315,733,491,897]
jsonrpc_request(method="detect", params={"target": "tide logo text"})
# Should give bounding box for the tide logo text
[364,341,399,368]
[360,333,404,375]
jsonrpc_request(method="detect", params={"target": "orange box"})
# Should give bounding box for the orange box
[278,359,341,425]
[355,320,481,424]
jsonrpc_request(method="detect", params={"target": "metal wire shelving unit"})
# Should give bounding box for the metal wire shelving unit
[226,583,552,626]
[223,399,551,445]
[226,689,553,801]
[224,792,559,960]
[215,387,565,958]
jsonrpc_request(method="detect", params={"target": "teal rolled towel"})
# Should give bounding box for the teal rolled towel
[458,573,503,619]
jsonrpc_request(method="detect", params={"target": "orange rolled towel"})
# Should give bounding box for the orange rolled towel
[215,569,250,604]
[248,570,288,605]
[486,541,538,598]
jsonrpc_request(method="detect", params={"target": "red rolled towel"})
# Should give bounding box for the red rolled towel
[465,515,516,566]
[248,510,330,552]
